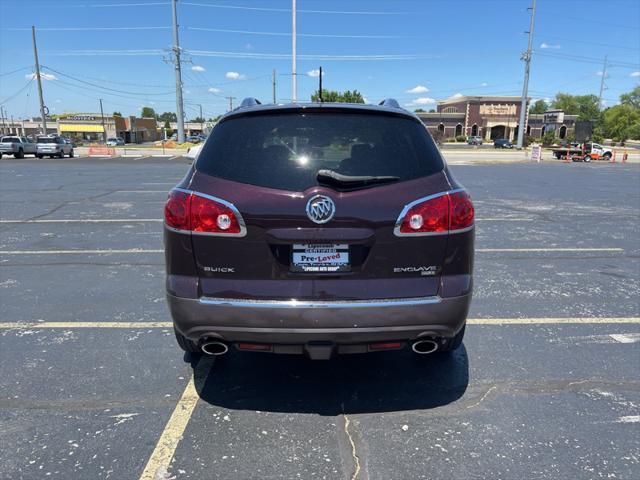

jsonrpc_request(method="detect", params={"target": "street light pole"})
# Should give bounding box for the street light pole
[171,0,185,143]
[31,26,48,135]
[516,0,536,149]
[99,98,107,144]
[292,0,297,102]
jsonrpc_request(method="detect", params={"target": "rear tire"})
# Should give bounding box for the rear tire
[69,149,74,158]
[583,155,592,163]
[36,154,43,159]
[58,150,64,158]
[15,148,24,159]
[603,153,611,161]
[174,327,201,354]
[438,325,466,353]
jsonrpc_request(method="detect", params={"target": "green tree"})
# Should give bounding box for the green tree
[620,86,640,110]
[551,93,600,121]
[602,104,640,142]
[529,99,547,114]
[112,111,122,117]
[310,89,364,103]
[428,109,436,113]
[191,116,205,123]
[158,111,177,123]
[414,108,426,113]
[141,106,158,119]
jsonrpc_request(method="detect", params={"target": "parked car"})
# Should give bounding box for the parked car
[106,137,125,146]
[185,135,202,144]
[494,138,514,149]
[467,136,483,145]
[36,136,74,158]
[164,98,475,360]
[0,136,37,158]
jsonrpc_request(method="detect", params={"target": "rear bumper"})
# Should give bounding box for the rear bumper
[168,292,471,345]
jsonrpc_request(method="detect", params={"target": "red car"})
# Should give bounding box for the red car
[164,99,474,360]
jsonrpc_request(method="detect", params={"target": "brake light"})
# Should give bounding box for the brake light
[164,189,245,236]
[395,190,474,236]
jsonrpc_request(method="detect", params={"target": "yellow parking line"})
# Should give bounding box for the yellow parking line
[0,318,639,330]
[139,356,214,480]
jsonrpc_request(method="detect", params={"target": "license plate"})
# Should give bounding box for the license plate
[291,244,350,272]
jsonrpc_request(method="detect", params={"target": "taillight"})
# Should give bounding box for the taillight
[164,189,246,236]
[395,189,474,236]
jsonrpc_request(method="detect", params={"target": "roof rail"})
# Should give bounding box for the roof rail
[239,97,262,108]
[378,98,401,109]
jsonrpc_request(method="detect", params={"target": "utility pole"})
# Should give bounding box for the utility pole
[318,66,323,102]
[292,0,297,102]
[11,115,15,135]
[32,26,48,135]
[99,99,107,144]
[272,69,277,103]
[171,0,185,143]
[516,0,536,150]
[0,107,6,134]
[199,103,203,133]
[226,96,236,111]
[598,55,608,110]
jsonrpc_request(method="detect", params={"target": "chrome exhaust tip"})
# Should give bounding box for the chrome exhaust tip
[411,339,439,355]
[200,340,229,356]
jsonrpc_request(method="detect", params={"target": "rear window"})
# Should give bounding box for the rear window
[37,137,59,143]
[196,112,444,191]
[1,137,20,143]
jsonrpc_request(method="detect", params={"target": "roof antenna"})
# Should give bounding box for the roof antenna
[318,66,323,103]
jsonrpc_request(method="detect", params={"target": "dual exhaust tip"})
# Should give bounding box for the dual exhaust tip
[200,338,439,356]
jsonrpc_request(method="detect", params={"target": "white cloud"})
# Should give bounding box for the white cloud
[409,97,436,105]
[225,71,246,80]
[480,82,489,87]
[595,70,610,78]
[25,72,56,81]
[405,85,429,94]
[191,65,206,72]
[451,93,463,99]
[540,42,561,49]
[363,97,370,104]
[208,87,221,93]
[55,99,62,103]
[307,69,321,77]
[245,43,254,50]
[630,71,640,77]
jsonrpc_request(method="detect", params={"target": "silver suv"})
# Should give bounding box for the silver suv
[0,136,37,158]
[36,136,75,158]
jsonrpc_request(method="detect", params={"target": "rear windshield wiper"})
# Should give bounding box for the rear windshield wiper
[316,169,400,189]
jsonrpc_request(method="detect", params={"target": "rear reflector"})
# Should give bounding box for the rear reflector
[395,189,474,236]
[369,342,403,351]
[164,189,246,236]
[237,343,273,352]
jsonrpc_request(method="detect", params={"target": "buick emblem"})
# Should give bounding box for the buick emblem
[306,195,335,224]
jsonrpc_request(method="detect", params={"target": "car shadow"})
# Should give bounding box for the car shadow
[191,346,469,415]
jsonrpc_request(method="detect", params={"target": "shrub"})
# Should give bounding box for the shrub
[542,131,557,146]
[455,135,467,142]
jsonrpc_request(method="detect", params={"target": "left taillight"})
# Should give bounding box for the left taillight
[395,189,474,236]
[164,189,245,236]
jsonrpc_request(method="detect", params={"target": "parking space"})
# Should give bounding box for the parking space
[1,157,639,479]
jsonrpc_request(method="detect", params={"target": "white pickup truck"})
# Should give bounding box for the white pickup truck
[0,135,37,158]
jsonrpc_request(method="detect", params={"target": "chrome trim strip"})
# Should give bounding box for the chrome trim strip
[393,188,473,237]
[165,188,248,237]
[198,296,442,308]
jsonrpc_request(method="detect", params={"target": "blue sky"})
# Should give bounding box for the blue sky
[1,0,639,120]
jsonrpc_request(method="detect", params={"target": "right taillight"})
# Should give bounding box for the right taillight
[395,189,474,236]
[164,189,246,236]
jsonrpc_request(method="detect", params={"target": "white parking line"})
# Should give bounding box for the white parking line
[476,248,624,253]
[115,190,168,193]
[0,219,163,224]
[475,218,534,222]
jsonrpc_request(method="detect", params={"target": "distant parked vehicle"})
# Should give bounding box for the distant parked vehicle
[0,136,37,158]
[36,136,74,158]
[552,142,612,161]
[106,137,125,146]
[494,139,514,149]
[467,136,483,145]
[185,135,202,144]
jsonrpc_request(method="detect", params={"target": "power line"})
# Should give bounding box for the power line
[186,26,414,39]
[3,26,171,31]
[0,79,34,105]
[536,34,640,52]
[90,2,169,7]
[0,66,33,77]
[534,50,639,68]
[181,2,413,14]
[37,67,173,88]
[44,49,164,56]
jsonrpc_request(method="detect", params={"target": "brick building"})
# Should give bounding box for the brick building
[416,95,577,141]
[56,114,160,143]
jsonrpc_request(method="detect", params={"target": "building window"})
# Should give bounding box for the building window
[526,125,531,136]
[437,123,445,133]
[559,125,567,139]
[471,124,478,136]
[442,106,458,113]
[455,124,463,137]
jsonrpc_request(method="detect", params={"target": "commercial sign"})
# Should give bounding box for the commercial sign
[479,104,517,116]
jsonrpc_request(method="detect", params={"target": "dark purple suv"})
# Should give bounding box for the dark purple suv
[164,99,474,360]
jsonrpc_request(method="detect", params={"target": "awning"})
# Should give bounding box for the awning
[59,124,104,133]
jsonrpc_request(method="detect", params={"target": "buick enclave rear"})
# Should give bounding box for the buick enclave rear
[164,99,474,360]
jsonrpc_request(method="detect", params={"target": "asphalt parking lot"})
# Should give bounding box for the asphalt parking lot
[1,156,639,480]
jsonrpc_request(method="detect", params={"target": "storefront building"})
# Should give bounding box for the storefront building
[417,96,577,141]
[56,114,160,143]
